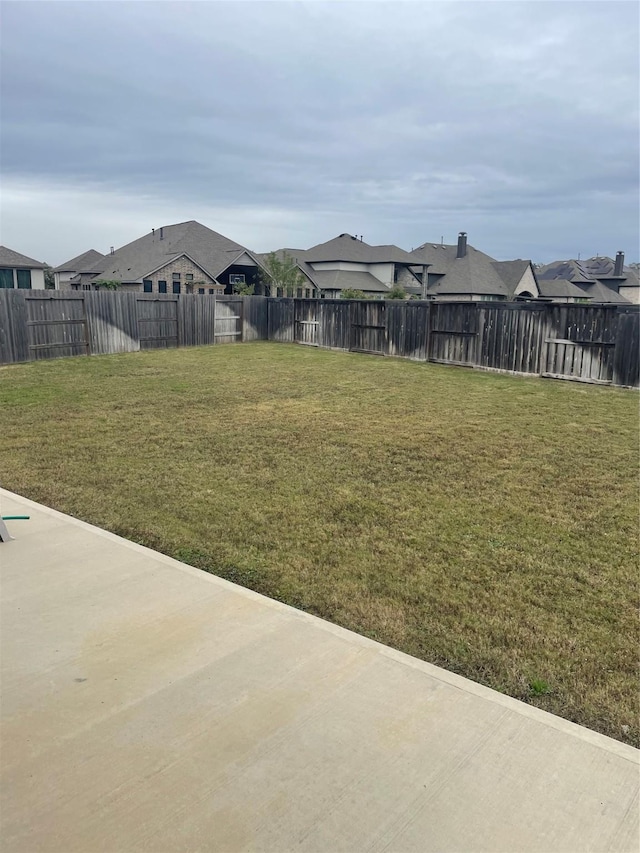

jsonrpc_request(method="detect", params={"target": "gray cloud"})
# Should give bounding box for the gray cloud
[1,1,638,264]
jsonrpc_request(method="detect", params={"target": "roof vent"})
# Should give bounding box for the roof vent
[110,246,114,255]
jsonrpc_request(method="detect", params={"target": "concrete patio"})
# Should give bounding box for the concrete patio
[1,488,638,853]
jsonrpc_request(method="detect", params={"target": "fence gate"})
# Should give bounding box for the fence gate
[136,296,178,348]
[543,305,617,384]
[25,293,89,360]
[350,301,386,355]
[215,297,243,343]
[295,299,319,346]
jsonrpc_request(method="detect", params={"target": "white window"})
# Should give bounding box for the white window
[229,274,245,285]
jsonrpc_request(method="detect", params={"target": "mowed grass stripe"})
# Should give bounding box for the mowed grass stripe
[0,342,637,746]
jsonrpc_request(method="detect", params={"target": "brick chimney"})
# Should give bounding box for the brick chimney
[614,251,624,277]
[456,232,467,259]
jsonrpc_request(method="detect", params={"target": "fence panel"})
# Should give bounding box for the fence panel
[268,298,295,342]
[350,300,386,354]
[387,301,429,360]
[295,299,320,346]
[0,290,29,364]
[135,296,178,349]
[429,302,478,365]
[85,290,140,355]
[25,292,89,360]
[318,299,350,350]
[613,308,640,388]
[178,294,216,347]
[543,305,619,384]
[478,303,546,375]
[214,297,243,344]
[243,295,268,341]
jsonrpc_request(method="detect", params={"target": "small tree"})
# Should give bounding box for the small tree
[44,267,55,289]
[259,251,306,297]
[386,284,407,299]
[232,279,255,296]
[94,279,121,290]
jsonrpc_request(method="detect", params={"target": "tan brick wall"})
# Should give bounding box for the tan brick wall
[143,256,223,294]
[395,266,421,291]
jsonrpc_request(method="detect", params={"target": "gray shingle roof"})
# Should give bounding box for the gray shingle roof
[408,242,461,274]
[492,260,532,292]
[417,247,510,297]
[0,246,48,269]
[84,221,261,283]
[537,257,639,287]
[572,280,631,304]
[304,234,415,264]
[537,279,592,299]
[53,249,105,273]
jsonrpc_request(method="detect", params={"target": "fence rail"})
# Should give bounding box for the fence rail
[0,291,637,388]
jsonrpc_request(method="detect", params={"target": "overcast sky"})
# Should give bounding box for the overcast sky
[1,1,638,266]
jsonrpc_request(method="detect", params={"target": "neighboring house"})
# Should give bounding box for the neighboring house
[52,249,105,290]
[66,221,266,295]
[264,234,421,298]
[535,254,637,304]
[408,233,539,301]
[0,246,48,290]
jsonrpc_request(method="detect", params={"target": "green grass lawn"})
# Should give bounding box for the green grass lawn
[1,343,638,745]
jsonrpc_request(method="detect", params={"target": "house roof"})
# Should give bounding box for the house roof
[53,249,105,273]
[408,242,462,275]
[310,270,391,293]
[492,260,533,292]
[408,240,535,299]
[537,257,639,286]
[303,234,415,264]
[537,278,629,303]
[0,246,48,269]
[572,280,630,304]
[82,221,261,283]
[429,249,513,297]
[537,279,592,299]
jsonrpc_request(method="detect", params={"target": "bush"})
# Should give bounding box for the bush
[341,289,369,299]
[386,285,407,300]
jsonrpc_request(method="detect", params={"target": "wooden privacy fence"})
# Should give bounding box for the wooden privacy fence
[0,291,637,388]
[0,292,267,363]
[266,298,639,388]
